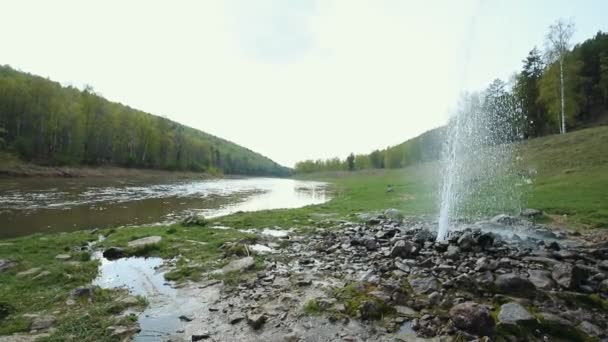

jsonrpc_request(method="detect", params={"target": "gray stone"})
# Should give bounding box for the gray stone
[578,321,603,337]
[108,326,140,337]
[55,254,71,261]
[528,270,555,290]
[445,245,460,259]
[71,286,95,298]
[246,312,267,329]
[599,260,608,271]
[390,240,418,259]
[449,302,494,335]
[541,312,572,327]
[495,273,536,297]
[32,271,51,280]
[498,302,535,325]
[192,331,211,341]
[491,214,519,225]
[127,236,162,247]
[475,257,498,271]
[222,256,254,273]
[363,239,378,251]
[30,316,55,331]
[394,305,418,317]
[0,259,17,273]
[413,229,437,244]
[384,208,403,220]
[552,263,586,289]
[16,268,41,278]
[599,279,608,293]
[229,314,245,324]
[520,208,542,218]
[409,276,440,295]
[359,300,381,320]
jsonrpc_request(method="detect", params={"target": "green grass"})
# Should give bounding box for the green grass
[0,231,145,338]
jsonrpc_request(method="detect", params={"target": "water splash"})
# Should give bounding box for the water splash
[437,83,525,241]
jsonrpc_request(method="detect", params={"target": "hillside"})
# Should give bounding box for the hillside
[287,126,608,229]
[0,65,289,176]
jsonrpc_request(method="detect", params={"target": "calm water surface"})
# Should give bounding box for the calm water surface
[0,177,329,238]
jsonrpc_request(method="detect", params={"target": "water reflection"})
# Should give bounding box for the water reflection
[0,177,330,238]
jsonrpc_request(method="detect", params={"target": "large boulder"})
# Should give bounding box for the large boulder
[495,274,536,297]
[389,240,418,258]
[552,263,586,289]
[497,302,535,325]
[449,302,495,335]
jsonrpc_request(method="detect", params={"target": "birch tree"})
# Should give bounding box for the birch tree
[544,18,575,134]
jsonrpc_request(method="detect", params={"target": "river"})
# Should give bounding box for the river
[0,177,330,238]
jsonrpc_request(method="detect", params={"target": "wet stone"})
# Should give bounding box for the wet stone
[498,302,535,325]
[495,273,536,297]
[246,312,267,329]
[527,270,554,290]
[191,331,211,341]
[409,276,440,295]
[552,263,586,289]
[449,302,494,336]
[102,247,125,260]
[222,256,254,273]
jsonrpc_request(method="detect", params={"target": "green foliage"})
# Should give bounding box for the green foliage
[0,65,289,176]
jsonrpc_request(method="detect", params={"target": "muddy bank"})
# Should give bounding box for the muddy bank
[0,163,218,179]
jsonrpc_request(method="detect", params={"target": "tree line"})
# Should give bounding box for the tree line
[295,21,608,174]
[0,65,289,176]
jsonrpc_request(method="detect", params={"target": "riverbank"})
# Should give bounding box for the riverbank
[1,209,607,341]
[0,160,218,179]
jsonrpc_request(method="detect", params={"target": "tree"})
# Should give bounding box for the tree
[545,18,575,134]
[514,47,548,137]
[346,153,355,171]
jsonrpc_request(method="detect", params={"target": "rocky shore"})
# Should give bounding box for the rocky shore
[154,210,608,341]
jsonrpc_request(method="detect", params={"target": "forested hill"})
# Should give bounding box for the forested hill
[0,65,289,176]
[296,30,608,174]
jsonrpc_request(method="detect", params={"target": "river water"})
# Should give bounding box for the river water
[0,177,330,238]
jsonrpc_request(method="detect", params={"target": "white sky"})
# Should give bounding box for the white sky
[2,0,607,167]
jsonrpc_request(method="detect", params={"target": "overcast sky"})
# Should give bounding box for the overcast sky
[2,0,607,167]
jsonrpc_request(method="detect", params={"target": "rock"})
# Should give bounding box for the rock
[457,232,476,251]
[599,260,608,271]
[527,270,555,290]
[120,296,140,306]
[409,276,440,295]
[363,239,378,251]
[552,263,586,289]
[390,240,418,258]
[55,254,71,261]
[359,300,381,320]
[395,305,418,317]
[497,302,535,325]
[32,271,51,280]
[108,325,140,337]
[127,236,162,247]
[577,321,603,337]
[475,257,498,271]
[445,245,460,259]
[222,256,254,273]
[491,214,519,225]
[0,259,17,272]
[495,273,536,297]
[413,229,437,244]
[599,279,608,293]
[428,292,441,306]
[102,247,125,260]
[449,302,494,335]
[16,268,41,277]
[178,314,194,322]
[541,312,572,327]
[71,286,95,298]
[192,331,211,341]
[229,314,245,324]
[246,312,267,329]
[384,208,403,220]
[181,214,207,226]
[520,208,542,218]
[30,316,55,331]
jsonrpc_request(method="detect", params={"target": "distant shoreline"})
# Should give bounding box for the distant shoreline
[0,164,219,179]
